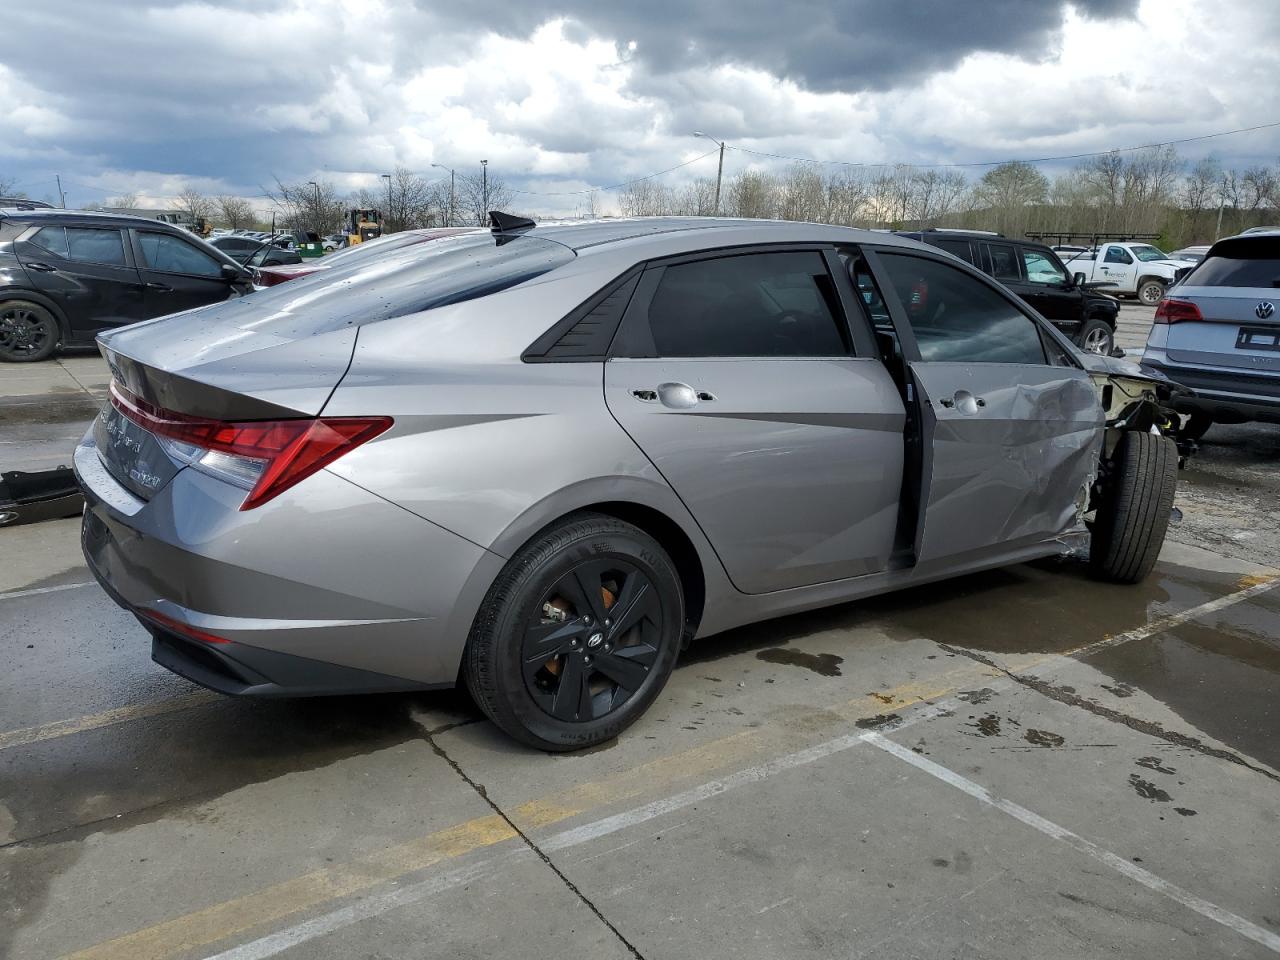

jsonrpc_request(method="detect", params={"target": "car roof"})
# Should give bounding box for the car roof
[521,217,927,256]
[0,207,191,230]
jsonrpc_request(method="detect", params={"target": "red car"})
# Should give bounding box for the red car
[254,228,477,286]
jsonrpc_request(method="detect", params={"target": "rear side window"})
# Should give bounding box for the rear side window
[139,232,223,277]
[67,228,127,266]
[989,244,1020,281]
[31,226,70,257]
[878,253,1047,365]
[1187,239,1280,288]
[645,251,849,358]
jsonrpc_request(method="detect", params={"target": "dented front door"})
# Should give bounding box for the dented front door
[910,362,1102,566]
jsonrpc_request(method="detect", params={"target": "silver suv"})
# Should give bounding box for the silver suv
[1142,231,1280,439]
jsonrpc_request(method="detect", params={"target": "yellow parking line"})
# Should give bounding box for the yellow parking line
[55,674,977,960]
[0,692,222,752]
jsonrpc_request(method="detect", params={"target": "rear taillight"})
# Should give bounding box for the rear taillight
[1153,298,1203,324]
[258,269,314,286]
[109,383,391,510]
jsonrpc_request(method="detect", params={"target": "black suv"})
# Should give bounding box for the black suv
[897,229,1121,354]
[0,209,253,362]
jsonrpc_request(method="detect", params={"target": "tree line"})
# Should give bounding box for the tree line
[620,147,1280,249]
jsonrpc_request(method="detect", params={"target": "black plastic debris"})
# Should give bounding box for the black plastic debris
[0,466,84,527]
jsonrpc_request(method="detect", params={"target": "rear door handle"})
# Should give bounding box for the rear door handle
[145,282,173,292]
[25,261,56,272]
[631,389,658,402]
[941,390,985,414]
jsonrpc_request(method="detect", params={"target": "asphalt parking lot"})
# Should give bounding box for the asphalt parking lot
[2,306,1279,960]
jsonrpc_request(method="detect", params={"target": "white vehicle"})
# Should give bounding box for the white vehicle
[1059,242,1187,305]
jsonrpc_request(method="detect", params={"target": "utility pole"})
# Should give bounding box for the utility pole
[481,160,489,225]
[432,163,455,227]
[55,174,66,208]
[381,173,392,232]
[307,181,320,235]
[693,132,725,215]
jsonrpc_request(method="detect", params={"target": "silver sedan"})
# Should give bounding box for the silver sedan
[76,216,1181,750]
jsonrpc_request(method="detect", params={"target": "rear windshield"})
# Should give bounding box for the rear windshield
[1186,238,1280,288]
[231,232,574,337]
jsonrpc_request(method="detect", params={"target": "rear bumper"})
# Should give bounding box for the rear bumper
[1141,356,1280,424]
[75,435,505,696]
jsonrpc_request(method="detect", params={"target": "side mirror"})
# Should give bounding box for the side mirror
[1073,272,1087,288]
[221,262,249,282]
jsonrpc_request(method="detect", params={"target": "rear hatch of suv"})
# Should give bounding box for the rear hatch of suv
[1163,235,1280,373]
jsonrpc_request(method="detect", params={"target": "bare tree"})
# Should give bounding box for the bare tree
[355,167,441,232]
[104,192,139,209]
[172,188,214,226]
[216,195,256,230]
[264,178,346,236]
[0,175,19,196]
[619,179,675,217]
[454,170,514,226]
[725,170,779,219]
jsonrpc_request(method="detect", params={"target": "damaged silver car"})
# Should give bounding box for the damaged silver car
[75,215,1181,750]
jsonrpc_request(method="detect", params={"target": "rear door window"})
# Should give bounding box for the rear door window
[644,251,849,358]
[66,228,127,266]
[989,244,1021,281]
[30,226,70,258]
[930,238,975,264]
[877,252,1047,364]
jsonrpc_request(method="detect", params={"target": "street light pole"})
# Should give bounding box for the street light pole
[481,160,489,225]
[693,132,725,215]
[381,173,392,232]
[431,163,455,227]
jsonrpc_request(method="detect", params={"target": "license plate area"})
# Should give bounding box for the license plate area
[1236,326,1280,352]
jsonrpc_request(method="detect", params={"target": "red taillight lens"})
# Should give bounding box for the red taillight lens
[141,609,230,644]
[258,268,315,286]
[1153,298,1203,324]
[109,383,391,509]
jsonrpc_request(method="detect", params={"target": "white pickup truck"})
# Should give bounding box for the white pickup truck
[1059,242,1188,306]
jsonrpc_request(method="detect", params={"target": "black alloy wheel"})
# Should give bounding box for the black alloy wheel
[522,559,663,722]
[465,513,684,751]
[0,300,59,362]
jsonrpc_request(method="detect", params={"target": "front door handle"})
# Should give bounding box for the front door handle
[942,390,986,414]
[145,282,173,292]
[25,261,56,272]
[631,389,658,402]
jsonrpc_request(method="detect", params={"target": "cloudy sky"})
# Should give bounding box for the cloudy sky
[3,0,1278,216]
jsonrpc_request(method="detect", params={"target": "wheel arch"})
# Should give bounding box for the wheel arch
[485,478,724,639]
[0,287,71,341]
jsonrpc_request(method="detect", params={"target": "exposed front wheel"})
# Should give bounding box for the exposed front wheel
[1090,432,1178,584]
[1138,280,1166,306]
[1077,318,1114,355]
[464,513,684,751]
[0,300,59,362]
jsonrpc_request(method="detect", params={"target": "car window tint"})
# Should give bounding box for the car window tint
[1104,246,1132,264]
[931,238,974,264]
[989,244,1020,280]
[31,226,70,258]
[647,252,849,358]
[1022,249,1067,285]
[66,228,127,266]
[139,233,222,277]
[1186,238,1280,287]
[879,253,1047,365]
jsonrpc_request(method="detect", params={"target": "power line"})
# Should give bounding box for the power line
[510,149,720,196]
[729,119,1280,169]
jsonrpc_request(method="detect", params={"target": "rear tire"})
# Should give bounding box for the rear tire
[1180,412,1213,442]
[0,300,59,362]
[464,513,684,751]
[1138,280,1166,306]
[1076,318,1114,355]
[1090,432,1178,584]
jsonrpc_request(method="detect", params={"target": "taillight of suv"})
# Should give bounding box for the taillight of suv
[1153,299,1204,324]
